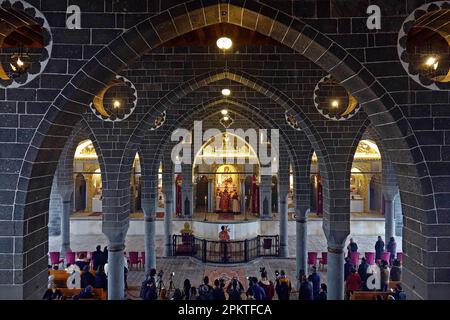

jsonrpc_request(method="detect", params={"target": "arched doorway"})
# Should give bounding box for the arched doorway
[195,175,208,211]
[74,173,86,212]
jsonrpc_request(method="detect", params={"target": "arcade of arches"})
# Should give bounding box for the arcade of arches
[0,0,449,301]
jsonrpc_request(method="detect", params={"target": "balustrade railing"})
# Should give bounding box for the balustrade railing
[172,234,279,263]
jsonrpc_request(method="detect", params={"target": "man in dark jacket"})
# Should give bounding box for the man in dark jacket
[93,265,107,290]
[211,279,226,300]
[307,266,321,300]
[375,236,384,260]
[358,257,369,290]
[80,265,95,288]
[92,245,105,271]
[387,237,397,265]
[247,277,266,301]
[344,257,354,282]
[298,275,313,300]
[347,238,358,257]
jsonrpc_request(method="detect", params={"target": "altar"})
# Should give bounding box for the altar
[92,196,102,213]
[350,195,364,213]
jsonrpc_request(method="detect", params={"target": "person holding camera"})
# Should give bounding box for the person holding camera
[212,278,226,300]
[140,268,157,300]
[275,270,292,300]
[258,268,275,300]
[227,277,244,300]
[198,276,213,300]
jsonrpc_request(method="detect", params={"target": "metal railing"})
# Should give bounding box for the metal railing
[172,234,279,263]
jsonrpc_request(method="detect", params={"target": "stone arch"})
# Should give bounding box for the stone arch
[12,0,436,299]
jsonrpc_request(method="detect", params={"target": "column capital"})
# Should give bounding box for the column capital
[383,185,398,201]
[145,216,156,222]
[108,243,126,252]
[327,246,344,254]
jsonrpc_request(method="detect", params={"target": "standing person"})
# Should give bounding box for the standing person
[298,275,313,300]
[380,261,390,291]
[246,277,266,301]
[92,245,105,271]
[344,257,354,282]
[227,277,244,301]
[212,279,226,300]
[123,252,129,290]
[198,276,213,300]
[345,268,361,299]
[182,279,192,300]
[318,283,327,300]
[140,269,157,300]
[171,289,183,300]
[358,257,369,291]
[275,270,292,300]
[103,246,108,262]
[347,238,358,257]
[386,237,397,265]
[307,266,321,300]
[375,236,384,260]
[189,287,198,300]
[390,259,402,281]
[75,253,88,270]
[258,269,275,300]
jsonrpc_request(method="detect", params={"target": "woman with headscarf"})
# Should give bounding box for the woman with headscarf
[42,275,63,300]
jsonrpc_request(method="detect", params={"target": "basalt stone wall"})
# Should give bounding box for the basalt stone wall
[0,0,448,299]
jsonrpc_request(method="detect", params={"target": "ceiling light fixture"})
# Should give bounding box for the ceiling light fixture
[216,37,232,50]
[221,88,231,96]
[425,56,439,70]
[331,100,339,108]
[221,109,228,115]
[113,100,121,108]
[223,116,230,121]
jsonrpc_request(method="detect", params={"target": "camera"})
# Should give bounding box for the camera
[259,267,266,274]
[157,270,164,278]
[275,270,280,278]
[171,271,175,277]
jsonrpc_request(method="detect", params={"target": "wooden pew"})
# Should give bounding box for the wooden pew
[389,281,401,290]
[49,269,97,288]
[58,288,107,300]
[350,291,392,300]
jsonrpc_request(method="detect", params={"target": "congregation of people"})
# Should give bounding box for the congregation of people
[344,236,406,300]
[140,267,327,301]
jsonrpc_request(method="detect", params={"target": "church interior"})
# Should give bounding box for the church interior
[0,0,449,303]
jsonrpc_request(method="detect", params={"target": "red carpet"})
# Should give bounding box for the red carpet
[204,267,247,289]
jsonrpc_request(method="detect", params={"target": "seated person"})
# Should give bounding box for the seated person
[80,265,95,288]
[74,285,94,300]
[93,266,107,290]
[42,276,63,300]
[75,253,88,270]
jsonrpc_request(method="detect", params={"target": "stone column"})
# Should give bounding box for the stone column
[383,186,398,245]
[163,174,173,257]
[259,174,272,219]
[208,178,214,212]
[240,178,246,215]
[296,216,307,277]
[143,191,157,271]
[327,244,345,300]
[279,192,289,257]
[181,164,193,218]
[107,242,125,300]
[60,199,72,256]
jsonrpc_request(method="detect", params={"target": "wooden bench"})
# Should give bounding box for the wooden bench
[58,288,107,300]
[389,281,401,290]
[49,270,97,288]
[350,291,391,300]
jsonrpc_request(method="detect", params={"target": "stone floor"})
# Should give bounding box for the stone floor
[124,257,305,300]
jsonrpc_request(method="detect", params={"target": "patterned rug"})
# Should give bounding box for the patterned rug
[204,267,247,289]
[218,212,234,220]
